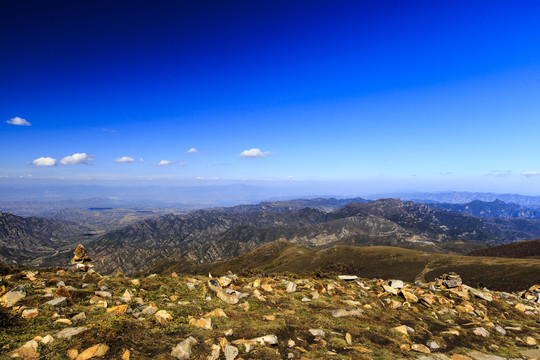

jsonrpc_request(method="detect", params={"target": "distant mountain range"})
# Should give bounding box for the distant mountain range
[84,198,540,274]
[3,196,540,275]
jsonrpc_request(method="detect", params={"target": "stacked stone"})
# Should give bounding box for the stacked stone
[70,244,93,272]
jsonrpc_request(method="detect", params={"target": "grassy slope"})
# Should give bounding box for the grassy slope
[148,240,540,292]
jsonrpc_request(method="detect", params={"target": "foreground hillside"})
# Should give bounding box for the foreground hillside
[1,261,539,360]
[143,241,540,292]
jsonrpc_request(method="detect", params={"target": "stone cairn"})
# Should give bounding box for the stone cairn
[70,244,93,272]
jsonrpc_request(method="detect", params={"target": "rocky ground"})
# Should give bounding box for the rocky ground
[0,266,539,359]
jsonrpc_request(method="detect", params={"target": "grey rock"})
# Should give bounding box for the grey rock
[0,285,26,307]
[72,312,86,321]
[494,325,506,336]
[95,291,112,299]
[388,280,404,289]
[473,327,490,337]
[224,344,238,360]
[286,282,297,293]
[427,341,440,350]
[171,336,198,359]
[467,350,506,360]
[331,308,363,318]
[186,283,195,291]
[251,334,278,345]
[45,297,66,306]
[309,329,325,337]
[54,326,88,339]
[56,281,65,288]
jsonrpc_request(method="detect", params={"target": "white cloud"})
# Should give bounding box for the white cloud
[485,170,511,177]
[186,147,199,154]
[32,157,57,166]
[521,171,540,178]
[115,156,135,163]
[6,117,31,126]
[139,158,144,162]
[239,148,271,159]
[60,153,94,165]
[157,160,175,166]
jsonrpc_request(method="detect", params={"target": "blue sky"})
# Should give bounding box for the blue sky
[1,1,540,195]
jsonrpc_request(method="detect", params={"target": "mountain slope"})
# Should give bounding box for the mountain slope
[0,211,88,263]
[468,238,540,259]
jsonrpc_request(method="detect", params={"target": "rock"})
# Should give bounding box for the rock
[0,285,26,307]
[494,326,506,336]
[338,275,358,281]
[383,285,399,295]
[107,304,129,315]
[393,325,409,336]
[286,282,297,293]
[45,297,67,306]
[203,308,227,318]
[171,336,198,359]
[21,308,39,319]
[189,317,212,330]
[55,318,73,325]
[55,326,88,339]
[186,283,195,291]
[401,289,419,303]
[72,244,91,263]
[207,280,239,305]
[155,310,173,326]
[261,284,273,292]
[345,332,352,345]
[441,273,462,288]
[224,328,233,336]
[331,308,363,318]
[75,344,109,359]
[251,334,278,345]
[89,296,107,308]
[120,289,134,302]
[524,336,537,346]
[41,334,54,345]
[309,329,325,337]
[122,349,130,360]
[464,286,493,302]
[67,349,79,359]
[224,344,238,360]
[9,340,39,359]
[264,315,276,321]
[466,350,506,360]
[131,279,140,286]
[142,303,158,315]
[428,341,440,350]
[417,355,452,360]
[72,312,86,321]
[473,327,490,337]
[412,344,431,354]
[218,276,232,287]
[388,280,404,289]
[207,344,220,360]
[94,291,112,299]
